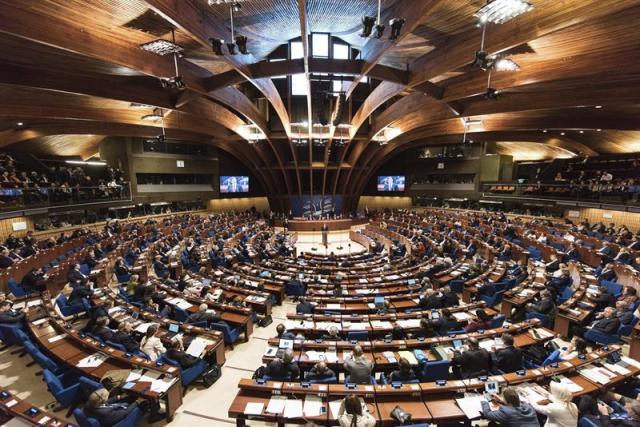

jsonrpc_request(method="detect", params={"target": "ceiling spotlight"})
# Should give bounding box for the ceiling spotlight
[139,39,184,56]
[231,2,242,12]
[472,50,490,70]
[210,38,225,55]
[373,23,385,39]
[235,35,249,54]
[484,87,500,100]
[16,122,24,127]
[493,57,520,71]
[159,76,185,89]
[388,18,406,41]
[597,129,602,132]
[560,132,566,136]
[227,42,237,55]
[579,130,584,134]
[595,105,603,109]
[542,129,547,133]
[360,16,376,37]
[475,0,534,25]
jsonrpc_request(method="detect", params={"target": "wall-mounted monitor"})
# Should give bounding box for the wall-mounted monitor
[220,176,249,193]
[377,176,405,192]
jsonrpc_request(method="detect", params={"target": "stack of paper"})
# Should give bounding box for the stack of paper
[266,396,287,414]
[556,376,583,392]
[398,351,418,366]
[76,353,108,368]
[244,402,264,415]
[455,395,485,419]
[283,399,303,418]
[150,377,174,393]
[186,337,209,357]
[303,395,323,417]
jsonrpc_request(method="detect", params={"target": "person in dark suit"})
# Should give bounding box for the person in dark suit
[440,285,459,307]
[419,289,443,309]
[588,307,621,335]
[153,255,170,279]
[545,255,560,273]
[82,300,115,333]
[67,264,87,284]
[481,386,540,427]
[451,337,492,379]
[112,322,140,353]
[0,301,24,323]
[21,268,46,293]
[305,362,335,382]
[564,244,580,262]
[275,323,297,340]
[598,398,640,427]
[595,288,618,311]
[492,333,523,373]
[432,309,457,335]
[0,249,14,268]
[321,326,341,341]
[296,297,314,314]
[477,280,497,298]
[616,301,634,325]
[166,339,199,369]
[387,357,417,383]
[265,349,300,380]
[91,316,115,342]
[83,250,98,269]
[68,279,93,305]
[526,290,556,317]
[614,248,632,264]
[85,388,140,427]
[188,303,221,325]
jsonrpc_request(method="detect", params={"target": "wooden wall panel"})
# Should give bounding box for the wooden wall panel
[358,196,412,211]
[0,216,34,240]
[564,208,640,231]
[207,197,270,213]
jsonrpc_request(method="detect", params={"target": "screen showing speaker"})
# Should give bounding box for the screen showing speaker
[220,176,249,193]
[377,176,405,192]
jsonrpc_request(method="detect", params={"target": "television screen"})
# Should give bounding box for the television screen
[220,176,249,193]
[377,176,405,192]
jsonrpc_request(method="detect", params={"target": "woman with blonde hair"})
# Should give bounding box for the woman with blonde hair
[531,381,578,427]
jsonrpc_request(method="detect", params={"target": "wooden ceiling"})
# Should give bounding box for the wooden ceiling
[0,0,639,210]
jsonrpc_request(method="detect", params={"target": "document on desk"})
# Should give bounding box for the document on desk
[186,337,208,357]
[303,395,323,417]
[456,395,485,419]
[452,312,471,321]
[326,303,341,309]
[139,370,162,382]
[398,350,418,366]
[126,369,143,382]
[76,352,108,368]
[556,375,583,392]
[329,400,343,419]
[622,356,640,369]
[579,367,616,384]
[244,402,264,415]
[283,399,303,418]
[31,318,48,326]
[325,351,338,363]
[150,377,174,393]
[383,351,397,364]
[47,334,67,344]
[266,395,287,414]
[604,362,631,376]
[27,299,42,307]
[134,322,154,333]
[371,320,393,329]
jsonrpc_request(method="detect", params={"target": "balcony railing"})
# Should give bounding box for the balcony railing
[481,182,640,205]
[0,182,132,212]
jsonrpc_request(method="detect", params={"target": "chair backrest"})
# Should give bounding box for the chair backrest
[56,294,68,307]
[421,360,450,382]
[78,377,102,397]
[43,369,62,394]
[347,331,369,341]
[73,408,101,427]
[579,417,600,427]
[106,340,127,352]
[173,307,189,322]
[8,278,25,297]
[542,349,562,367]
[490,315,506,328]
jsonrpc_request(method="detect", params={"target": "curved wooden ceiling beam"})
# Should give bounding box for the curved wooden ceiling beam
[204,59,409,92]
[349,0,640,139]
[144,0,292,135]
[0,1,273,143]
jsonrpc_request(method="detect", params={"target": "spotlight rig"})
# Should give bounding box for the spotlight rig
[360,16,376,37]
[159,76,185,89]
[389,18,405,40]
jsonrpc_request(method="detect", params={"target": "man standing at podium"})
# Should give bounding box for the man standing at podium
[321,223,329,248]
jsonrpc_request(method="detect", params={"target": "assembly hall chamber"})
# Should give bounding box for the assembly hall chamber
[1,0,640,426]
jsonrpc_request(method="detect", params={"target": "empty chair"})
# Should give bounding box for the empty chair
[419,359,450,382]
[8,278,36,298]
[55,293,88,317]
[209,321,242,344]
[347,331,369,342]
[490,314,506,329]
[43,369,81,408]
